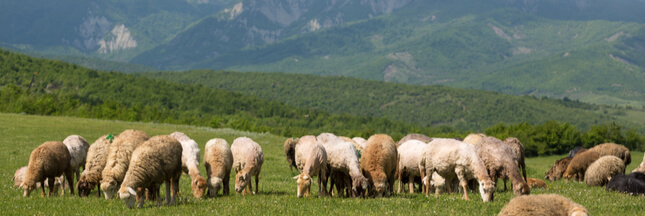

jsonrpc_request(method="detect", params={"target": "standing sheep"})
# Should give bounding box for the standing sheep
[463,133,486,146]
[563,150,600,182]
[169,132,207,198]
[588,143,631,166]
[606,172,645,196]
[360,134,398,197]
[62,135,90,184]
[396,133,433,147]
[231,137,264,195]
[419,138,495,202]
[77,135,112,197]
[317,133,368,198]
[14,166,63,193]
[100,129,150,199]
[22,141,74,197]
[293,135,329,198]
[497,194,588,216]
[476,137,530,197]
[284,137,299,172]
[117,135,182,208]
[502,137,527,181]
[584,155,625,187]
[203,138,233,198]
[545,157,573,181]
[397,140,427,194]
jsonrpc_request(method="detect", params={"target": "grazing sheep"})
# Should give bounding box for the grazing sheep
[360,134,398,197]
[633,154,645,173]
[545,157,573,181]
[77,135,112,197]
[568,146,586,158]
[588,143,631,166]
[584,155,625,187]
[62,135,90,184]
[476,137,530,197]
[396,133,433,147]
[22,141,74,197]
[397,140,427,194]
[169,132,207,198]
[100,129,150,199]
[231,137,264,195]
[317,133,368,198]
[293,135,329,198]
[463,133,486,146]
[203,138,233,198]
[117,135,182,208]
[606,172,645,196]
[13,166,63,193]
[497,194,588,216]
[284,137,299,172]
[502,137,527,181]
[526,178,547,189]
[563,150,600,182]
[419,138,495,202]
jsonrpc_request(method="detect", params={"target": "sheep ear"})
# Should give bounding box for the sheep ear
[127,187,137,195]
[292,175,300,179]
[194,180,198,185]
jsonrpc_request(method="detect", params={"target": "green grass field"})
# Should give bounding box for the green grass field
[1,113,643,215]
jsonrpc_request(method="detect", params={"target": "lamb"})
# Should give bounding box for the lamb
[563,150,600,182]
[13,166,63,193]
[633,154,645,173]
[588,143,631,166]
[397,139,427,194]
[284,137,299,172]
[292,135,329,197]
[231,137,264,195]
[100,129,150,199]
[463,133,486,146]
[169,132,207,198]
[606,172,645,196]
[584,155,625,187]
[497,194,589,216]
[545,157,573,181]
[359,134,398,197]
[62,135,90,184]
[476,137,530,197]
[203,138,233,198]
[568,146,586,158]
[117,135,182,208]
[22,141,74,197]
[419,138,495,202]
[502,137,527,181]
[396,133,433,147]
[526,178,547,189]
[77,135,112,197]
[316,133,368,197]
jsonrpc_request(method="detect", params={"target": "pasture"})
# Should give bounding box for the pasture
[0,113,643,215]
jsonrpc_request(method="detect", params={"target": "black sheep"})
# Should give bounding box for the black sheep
[606,172,645,195]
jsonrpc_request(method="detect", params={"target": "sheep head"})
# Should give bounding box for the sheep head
[21,180,37,197]
[118,187,137,209]
[569,206,589,216]
[100,179,118,199]
[373,178,388,197]
[191,176,207,198]
[77,179,95,197]
[235,171,250,194]
[352,176,369,198]
[293,173,312,198]
[209,177,223,198]
[478,179,495,202]
[513,181,531,196]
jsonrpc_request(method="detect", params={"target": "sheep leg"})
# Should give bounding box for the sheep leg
[419,168,426,195]
[456,167,469,201]
[503,178,508,192]
[64,169,74,195]
[254,173,260,195]
[47,178,55,197]
[398,170,403,194]
[408,175,415,194]
[224,172,230,196]
[164,180,171,205]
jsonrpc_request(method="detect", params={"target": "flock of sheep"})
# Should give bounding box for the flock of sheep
[12,130,645,215]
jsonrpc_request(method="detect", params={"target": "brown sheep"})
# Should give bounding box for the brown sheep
[463,133,486,146]
[545,157,573,181]
[284,137,299,172]
[584,155,625,187]
[563,150,600,182]
[396,133,433,147]
[77,135,112,197]
[588,143,631,166]
[476,137,530,197]
[498,194,588,216]
[526,178,548,189]
[231,137,264,195]
[503,137,527,181]
[117,135,182,208]
[360,134,398,197]
[22,141,74,197]
[204,138,233,198]
[100,129,150,199]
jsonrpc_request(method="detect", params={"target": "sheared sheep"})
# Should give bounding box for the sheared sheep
[231,137,264,195]
[117,135,182,208]
[77,135,112,197]
[419,138,495,202]
[293,135,329,197]
[397,140,427,194]
[497,194,589,216]
[100,129,150,199]
[13,166,63,194]
[563,150,600,182]
[606,172,645,196]
[317,133,368,198]
[360,134,398,197]
[526,178,547,189]
[62,135,90,185]
[284,137,299,172]
[588,143,631,166]
[476,137,530,197]
[463,133,486,146]
[633,154,645,173]
[396,133,433,147]
[204,138,233,198]
[584,155,625,187]
[545,157,573,181]
[22,141,74,197]
[169,132,207,198]
[502,137,527,181]
[568,146,586,158]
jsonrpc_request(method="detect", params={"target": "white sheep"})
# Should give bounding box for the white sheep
[584,155,625,187]
[352,137,367,152]
[63,135,90,184]
[204,138,233,198]
[419,138,495,201]
[463,133,486,146]
[498,194,588,216]
[13,166,63,194]
[77,135,112,197]
[397,139,426,194]
[100,129,150,199]
[316,133,368,197]
[169,132,207,198]
[231,137,264,195]
[22,141,74,197]
[118,135,183,208]
[476,136,530,197]
[293,135,329,197]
